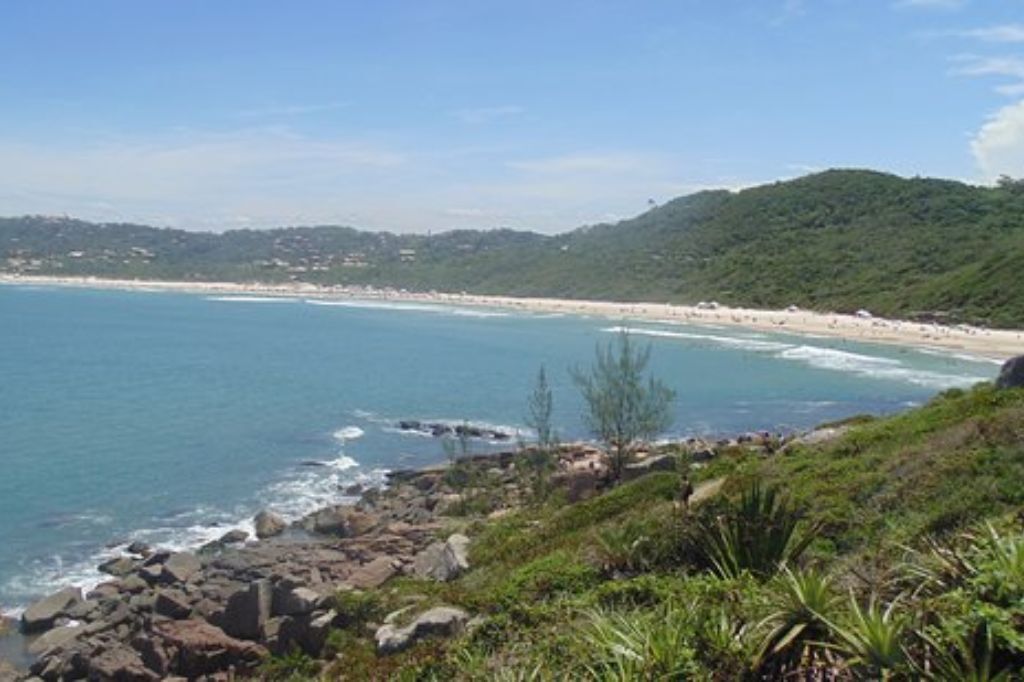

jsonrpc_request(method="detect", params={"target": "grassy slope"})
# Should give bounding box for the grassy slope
[295,384,1024,680]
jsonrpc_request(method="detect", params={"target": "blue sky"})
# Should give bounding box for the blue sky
[1,0,1023,233]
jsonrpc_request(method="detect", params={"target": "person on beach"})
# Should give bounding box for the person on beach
[679,475,694,510]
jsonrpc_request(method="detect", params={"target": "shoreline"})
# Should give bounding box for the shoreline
[1,273,1020,361]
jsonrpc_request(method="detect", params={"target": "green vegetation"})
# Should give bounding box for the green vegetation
[270,383,1024,680]
[6,169,1024,327]
[571,332,675,481]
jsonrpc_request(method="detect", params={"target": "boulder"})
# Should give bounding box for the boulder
[301,505,376,537]
[98,556,138,577]
[126,541,152,556]
[996,355,1024,390]
[0,661,18,682]
[152,619,267,677]
[412,534,470,582]
[155,589,193,619]
[87,643,158,681]
[273,586,321,617]
[622,454,677,481]
[27,624,85,656]
[347,556,399,589]
[221,579,272,640]
[161,552,201,584]
[254,510,287,539]
[375,606,469,655]
[218,529,249,545]
[21,587,83,633]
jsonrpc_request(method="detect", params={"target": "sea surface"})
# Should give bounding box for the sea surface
[0,284,1000,613]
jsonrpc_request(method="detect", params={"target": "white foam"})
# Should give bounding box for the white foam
[779,346,987,389]
[326,455,359,471]
[601,326,793,352]
[332,426,365,441]
[206,296,296,303]
[305,298,508,318]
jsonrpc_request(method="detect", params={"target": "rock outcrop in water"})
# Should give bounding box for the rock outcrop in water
[996,355,1024,390]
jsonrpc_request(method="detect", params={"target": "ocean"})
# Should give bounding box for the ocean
[0,284,999,614]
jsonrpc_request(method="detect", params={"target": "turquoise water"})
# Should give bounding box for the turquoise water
[0,285,998,613]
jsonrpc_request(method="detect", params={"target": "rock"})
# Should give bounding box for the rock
[219,529,249,545]
[161,552,201,584]
[301,505,376,537]
[87,643,158,681]
[375,606,469,655]
[155,589,193,619]
[996,355,1024,390]
[273,586,321,617]
[64,599,101,622]
[119,575,149,594]
[221,579,272,640]
[27,624,84,656]
[0,661,18,682]
[98,556,138,577]
[139,564,164,584]
[21,587,83,633]
[152,619,267,677]
[347,556,399,589]
[622,454,677,481]
[254,510,287,539]
[412,534,470,582]
[126,541,152,556]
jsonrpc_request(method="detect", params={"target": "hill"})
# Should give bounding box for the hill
[4,169,1024,327]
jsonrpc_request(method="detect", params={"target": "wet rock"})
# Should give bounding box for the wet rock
[218,529,249,545]
[254,510,287,539]
[21,587,83,633]
[126,541,152,556]
[375,606,469,654]
[98,556,138,577]
[27,624,85,656]
[996,355,1024,390]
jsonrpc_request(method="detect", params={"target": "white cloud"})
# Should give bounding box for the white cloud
[451,105,524,124]
[970,99,1024,181]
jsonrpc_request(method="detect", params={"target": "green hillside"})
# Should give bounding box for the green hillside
[4,169,1024,327]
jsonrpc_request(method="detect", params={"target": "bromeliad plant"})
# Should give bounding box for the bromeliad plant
[824,592,908,680]
[753,566,840,676]
[697,480,819,581]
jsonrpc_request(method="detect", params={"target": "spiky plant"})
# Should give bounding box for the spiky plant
[697,607,760,679]
[912,618,1011,682]
[577,605,699,680]
[697,480,819,580]
[593,520,656,576]
[754,566,840,676]
[825,592,908,679]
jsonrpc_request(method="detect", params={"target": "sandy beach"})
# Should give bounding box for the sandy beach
[2,273,1020,361]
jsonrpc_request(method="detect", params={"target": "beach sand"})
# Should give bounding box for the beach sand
[2,273,1020,362]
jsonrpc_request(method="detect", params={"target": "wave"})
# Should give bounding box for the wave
[206,296,296,303]
[601,326,793,352]
[332,426,365,441]
[602,326,988,389]
[779,346,987,389]
[304,298,508,318]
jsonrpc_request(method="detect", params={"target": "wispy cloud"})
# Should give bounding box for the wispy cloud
[951,54,1024,95]
[236,101,350,118]
[508,152,660,174]
[957,24,1024,43]
[451,105,524,125]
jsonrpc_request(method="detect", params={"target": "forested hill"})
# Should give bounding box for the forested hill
[3,169,1024,327]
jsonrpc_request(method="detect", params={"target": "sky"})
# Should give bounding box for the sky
[1,0,1023,233]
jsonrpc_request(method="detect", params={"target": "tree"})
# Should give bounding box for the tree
[570,331,675,482]
[523,365,557,500]
[525,365,555,449]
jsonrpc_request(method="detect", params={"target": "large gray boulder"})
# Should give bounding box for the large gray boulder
[375,606,469,654]
[300,505,376,537]
[161,552,201,584]
[26,623,84,656]
[412,534,471,582]
[253,510,287,539]
[996,355,1024,390]
[221,580,272,640]
[21,586,83,633]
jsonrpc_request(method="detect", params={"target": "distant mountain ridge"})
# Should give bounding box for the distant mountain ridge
[3,169,1023,327]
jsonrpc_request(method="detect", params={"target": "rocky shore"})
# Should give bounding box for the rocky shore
[0,434,786,681]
